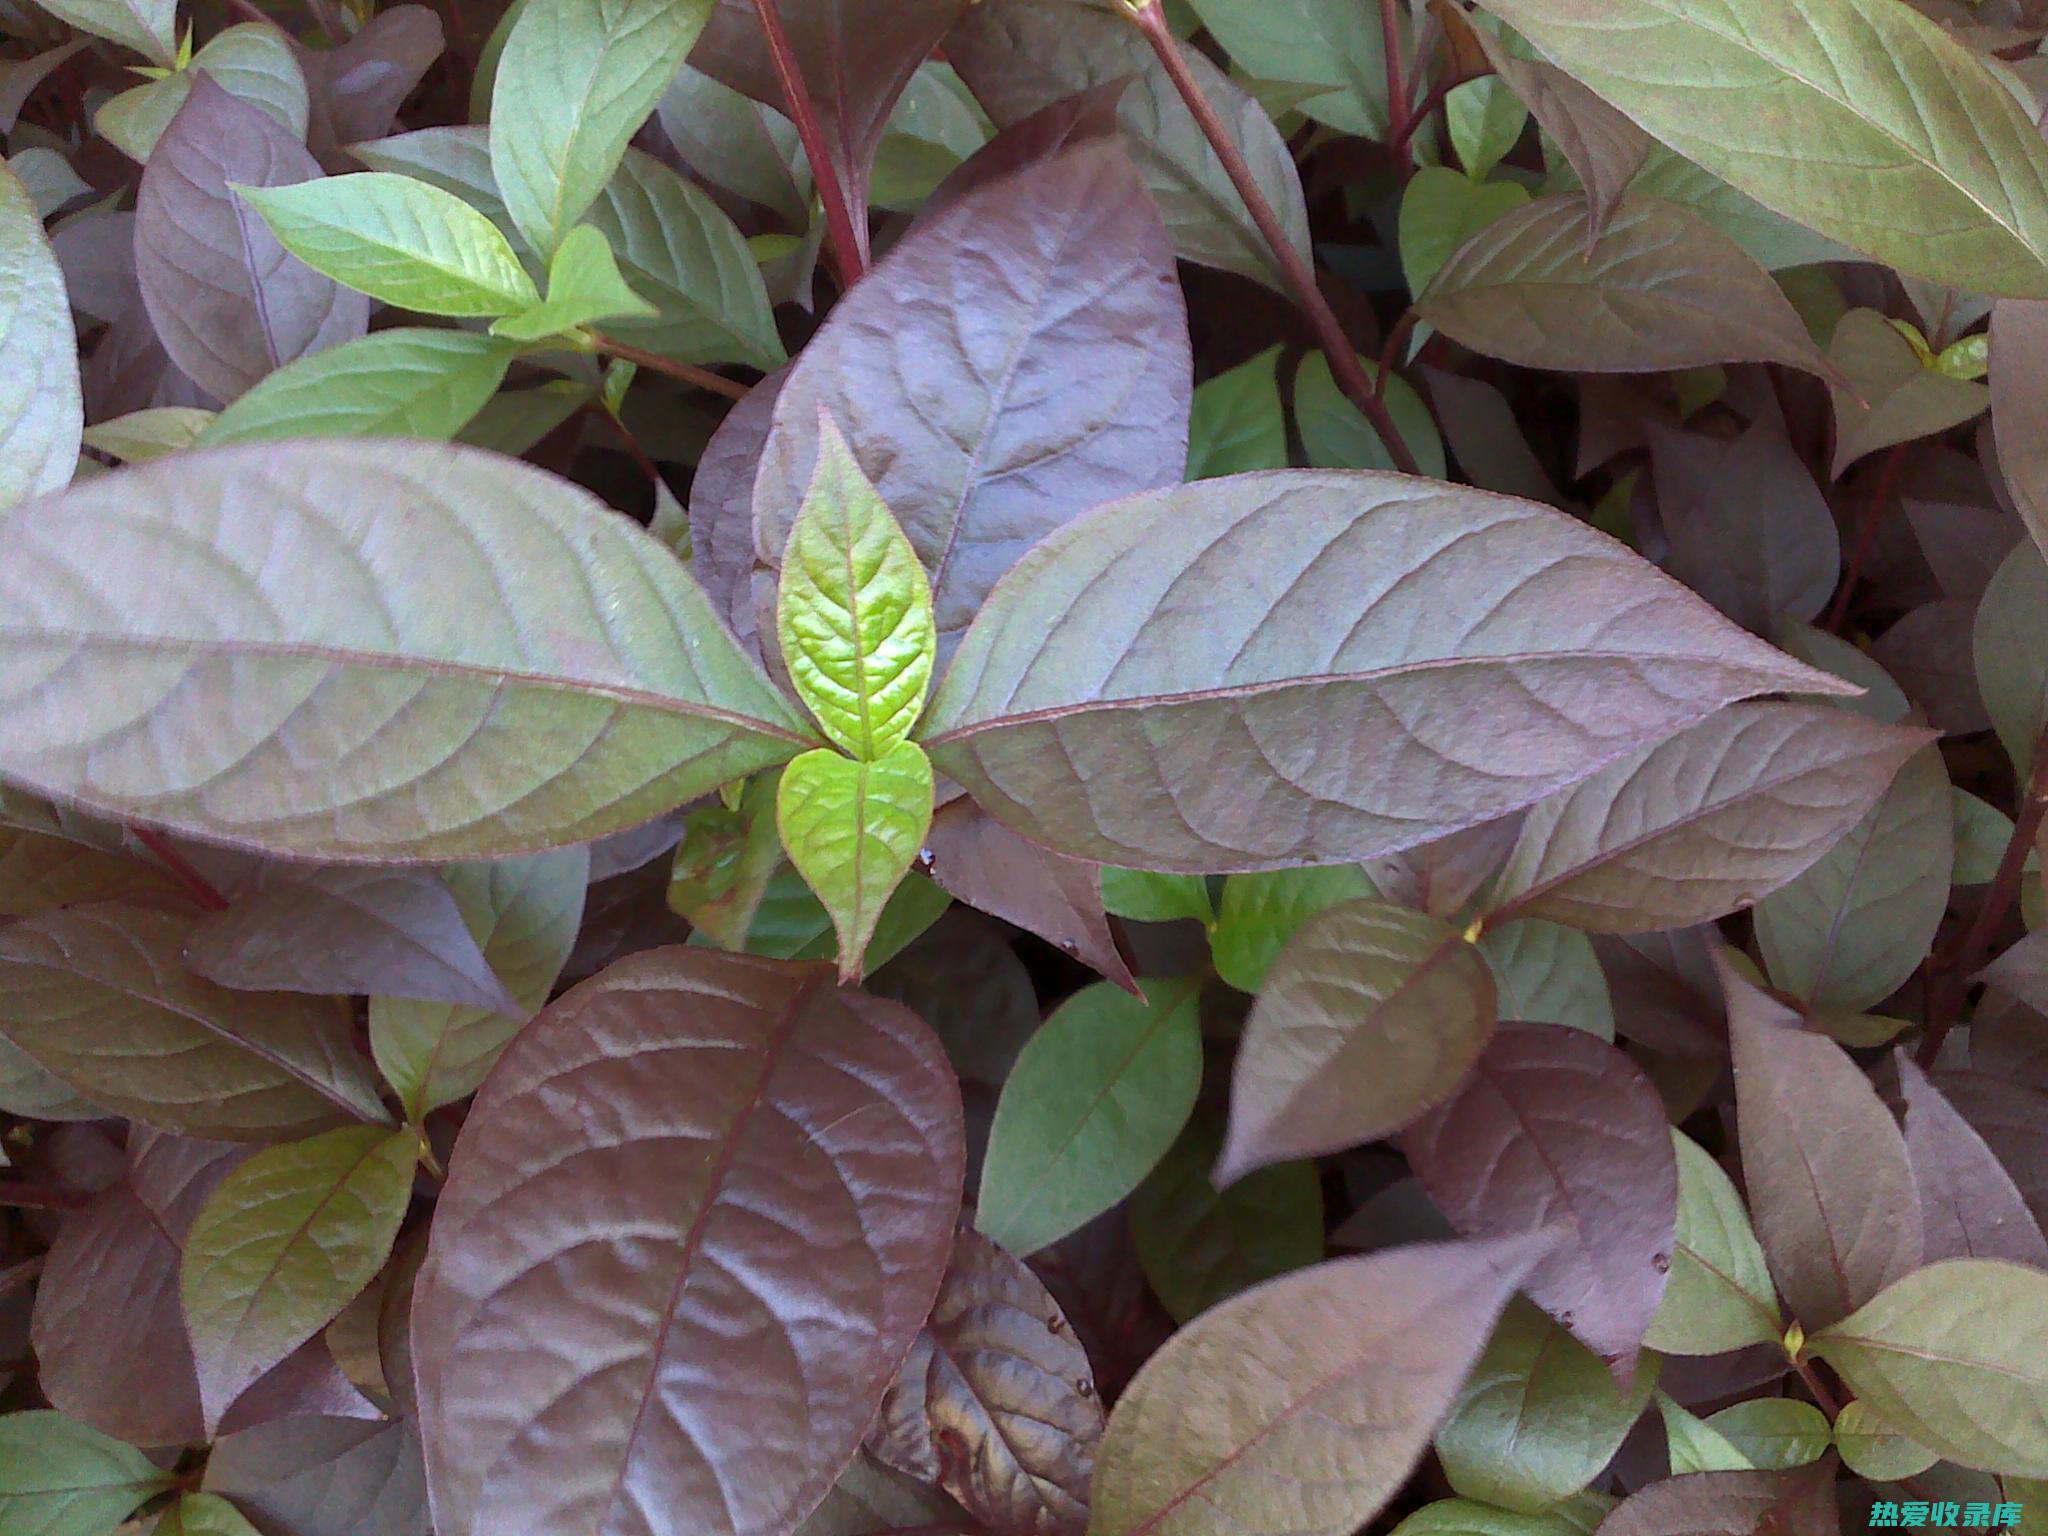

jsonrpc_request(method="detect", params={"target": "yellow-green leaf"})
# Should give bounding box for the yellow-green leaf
[490,222,655,342]
[776,416,936,760]
[777,742,934,983]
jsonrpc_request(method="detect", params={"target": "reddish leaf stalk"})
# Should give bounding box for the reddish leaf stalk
[0,1181,85,1211]
[749,0,868,285]
[588,334,752,401]
[1918,724,2048,1067]
[1379,0,1409,167]
[1788,1352,1842,1418]
[1823,442,1907,632]
[1392,70,1488,155]
[1122,0,1423,476]
[130,825,230,912]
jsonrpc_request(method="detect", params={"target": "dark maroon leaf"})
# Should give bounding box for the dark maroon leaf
[748,123,1189,661]
[1402,1022,1677,1374]
[1933,1070,2048,1234]
[134,75,367,403]
[411,948,964,1536]
[218,1336,386,1436]
[688,366,787,650]
[30,1130,248,1446]
[185,866,518,1014]
[304,5,443,165]
[1725,957,1920,1330]
[692,0,969,240]
[1591,928,1727,1059]
[1898,1052,2048,1266]
[204,1415,429,1536]
[1596,1463,1840,1536]
[923,799,1136,993]
[867,1229,1102,1536]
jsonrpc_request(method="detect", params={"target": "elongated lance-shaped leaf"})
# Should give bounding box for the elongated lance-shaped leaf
[0,442,816,861]
[489,0,713,257]
[920,472,1851,874]
[199,329,519,446]
[0,1412,177,1535]
[776,415,937,759]
[1468,0,2048,296]
[777,742,934,983]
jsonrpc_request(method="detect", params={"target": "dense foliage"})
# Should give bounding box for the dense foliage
[6,0,2048,1533]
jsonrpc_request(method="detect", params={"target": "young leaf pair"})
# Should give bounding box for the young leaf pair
[775,415,940,979]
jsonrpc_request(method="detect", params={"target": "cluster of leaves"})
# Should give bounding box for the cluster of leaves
[13,0,2048,1532]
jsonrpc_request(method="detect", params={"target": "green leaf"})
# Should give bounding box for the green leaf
[1400,165,1531,301]
[181,1124,418,1432]
[1754,744,1952,1014]
[80,407,213,463]
[580,148,787,370]
[1624,144,1854,273]
[370,848,588,1120]
[1389,1502,1589,1536]
[1435,1297,1659,1513]
[0,901,388,1139]
[489,223,654,341]
[489,0,713,257]
[1813,1259,2048,1476]
[776,742,935,983]
[0,442,815,859]
[1657,1391,1755,1474]
[1178,0,1388,138]
[0,162,81,515]
[1478,920,1615,1039]
[1098,868,1214,926]
[1419,193,1841,382]
[977,977,1203,1258]
[1219,899,1496,1182]
[1470,0,2048,296]
[1131,1113,1323,1324]
[1954,787,2018,886]
[669,779,785,950]
[1210,866,1377,994]
[199,329,518,445]
[1829,307,1990,476]
[738,864,950,974]
[153,1492,266,1536]
[1447,76,1529,181]
[776,417,936,760]
[1294,352,1448,478]
[1186,345,1287,480]
[235,172,540,317]
[94,23,310,163]
[31,0,174,64]
[1643,1130,1782,1355]
[0,1411,174,1535]
[1833,1398,1939,1482]
[1977,542,2048,781]
[1700,1399,1831,1471]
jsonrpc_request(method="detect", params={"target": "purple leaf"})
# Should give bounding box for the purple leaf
[411,948,964,1536]
[1898,1052,2048,1266]
[135,75,366,403]
[1402,1022,1677,1374]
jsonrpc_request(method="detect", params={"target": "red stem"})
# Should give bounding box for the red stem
[1124,1,1421,476]
[1379,0,1410,166]
[130,826,230,912]
[749,0,867,285]
[588,335,751,401]
[0,1182,85,1211]
[1824,442,1906,632]
[1919,728,2048,1067]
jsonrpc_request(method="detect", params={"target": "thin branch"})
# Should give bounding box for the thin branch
[1393,69,1491,154]
[587,335,751,401]
[749,0,867,285]
[1789,1353,1842,1419]
[0,1181,86,1211]
[1379,0,1410,166]
[1824,442,1907,632]
[130,826,230,912]
[1919,725,2048,1067]
[1122,0,1422,475]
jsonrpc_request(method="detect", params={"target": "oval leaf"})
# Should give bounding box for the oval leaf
[410,948,964,1536]
[867,1229,1103,1536]
[0,442,814,860]
[1419,193,1837,381]
[1219,899,1496,1182]
[1089,1236,1549,1536]
[1403,1022,1677,1372]
[0,1411,175,1534]
[0,162,81,514]
[183,1125,418,1432]
[1643,1130,1782,1356]
[922,474,1848,874]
